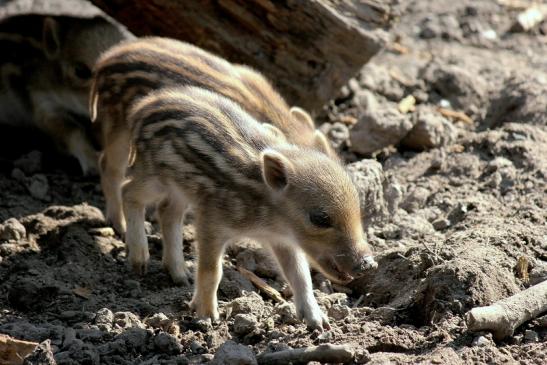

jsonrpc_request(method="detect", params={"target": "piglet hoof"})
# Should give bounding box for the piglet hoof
[106,214,126,237]
[168,266,192,286]
[359,255,378,271]
[128,250,150,276]
[298,304,331,332]
[189,297,220,322]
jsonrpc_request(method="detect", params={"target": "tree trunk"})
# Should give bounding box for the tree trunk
[90,0,394,112]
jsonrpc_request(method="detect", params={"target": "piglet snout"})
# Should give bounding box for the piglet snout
[353,255,378,274]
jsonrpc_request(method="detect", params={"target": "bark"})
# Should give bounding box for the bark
[90,0,394,112]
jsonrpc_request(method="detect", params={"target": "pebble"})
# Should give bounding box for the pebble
[117,327,149,349]
[27,174,50,200]
[228,292,265,317]
[62,327,76,349]
[274,303,299,325]
[153,332,182,354]
[472,335,492,347]
[95,308,114,331]
[192,318,213,332]
[22,339,56,365]
[144,312,170,329]
[524,329,539,343]
[0,218,26,241]
[233,313,258,336]
[328,304,352,321]
[211,340,257,365]
[190,340,207,354]
[113,311,145,329]
[432,218,451,230]
[14,151,42,174]
[11,168,26,181]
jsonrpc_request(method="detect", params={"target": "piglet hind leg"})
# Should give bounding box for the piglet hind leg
[100,129,131,235]
[189,218,227,322]
[270,243,330,331]
[122,177,161,276]
[157,192,191,286]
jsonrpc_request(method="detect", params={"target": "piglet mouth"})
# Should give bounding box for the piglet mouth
[319,256,354,284]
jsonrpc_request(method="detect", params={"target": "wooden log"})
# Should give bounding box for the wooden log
[90,0,393,112]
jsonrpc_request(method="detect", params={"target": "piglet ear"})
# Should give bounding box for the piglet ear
[43,17,61,59]
[290,106,315,130]
[261,150,293,191]
[314,130,335,157]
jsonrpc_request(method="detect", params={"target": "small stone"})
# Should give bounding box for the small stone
[328,304,351,321]
[94,308,114,332]
[316,331,333,343]
[524,330,539,343]
[432,218,451,230]
[154,332,182,354]
[0,218,26,241]
[27,174,49,200]
[11,168,26,181]
[447,203,468,224]
[355,348,372,364]
[538,314,547,327]
[144,312,170,329]
[117,327,149,350]
[14,151,42,174]
[211,340,257,365]
[192,318,213,332]
[325,122,350,149]
[401,186,430,213]
[472,335,492,347]
[233,313,258,336]
[190,340,207,354]
[228,291,264,317]
[23,339,55,365]
[113,311,144,329]
[62,327,76,349]
[275,303,299,325]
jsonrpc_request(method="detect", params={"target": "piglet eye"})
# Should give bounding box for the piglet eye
[74,62,92,80]
[309,210,332,228]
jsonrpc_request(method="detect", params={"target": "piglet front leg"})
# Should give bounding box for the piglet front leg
[270,243,330,331]
[189,219,227,322]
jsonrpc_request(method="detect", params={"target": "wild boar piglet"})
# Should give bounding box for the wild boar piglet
[90,36,335,234]
[0,15,130,174]
[124,86,377,330]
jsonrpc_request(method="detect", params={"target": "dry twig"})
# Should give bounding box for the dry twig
[437,107,474,125]
[237,266,285,303]
[257,344,354,365]
[466,279,547,339]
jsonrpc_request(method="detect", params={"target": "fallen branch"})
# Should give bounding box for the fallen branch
[466,279,547,339]
[237,266,285,303]
[0,334,38,365]
[257,344,354,365]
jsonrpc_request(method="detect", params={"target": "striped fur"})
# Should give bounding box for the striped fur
[0,15,129,174]
[92,36,335,233]
[123,86,376,330]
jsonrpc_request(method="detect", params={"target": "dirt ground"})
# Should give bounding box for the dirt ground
[1,0,546,364]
